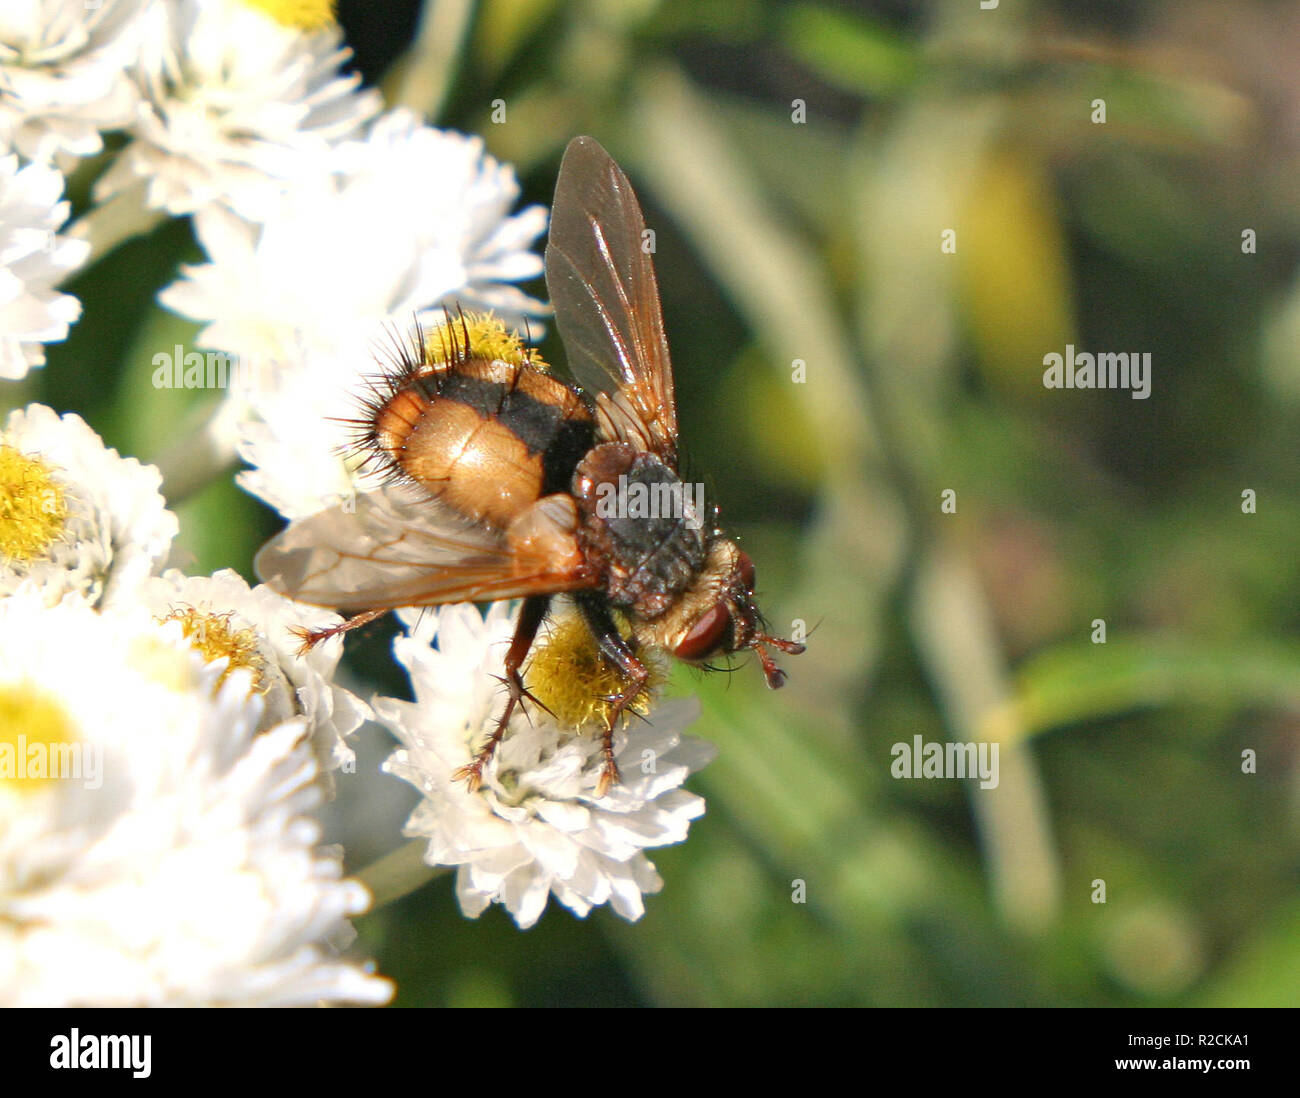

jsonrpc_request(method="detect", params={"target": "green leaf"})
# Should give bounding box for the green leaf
[783,3,919,98]
[990,637,1300,745]
[1194,901,1300,1007]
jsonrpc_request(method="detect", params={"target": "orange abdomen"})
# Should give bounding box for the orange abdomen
[372,357,594,529]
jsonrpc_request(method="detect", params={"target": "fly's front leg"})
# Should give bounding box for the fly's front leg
[576,594,649,797]
[453,595,551,792]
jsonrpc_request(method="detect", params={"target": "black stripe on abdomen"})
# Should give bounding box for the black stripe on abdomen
[419,371,594,493]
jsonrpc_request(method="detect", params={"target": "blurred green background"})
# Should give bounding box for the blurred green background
[12,0,1300,1005]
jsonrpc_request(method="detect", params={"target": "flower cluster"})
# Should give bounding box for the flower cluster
[0,0,715,1004]
[0,590,384,1006]
[0,0,404,1007]
[0,156,89,378]
[94,0,382,221]
[375,604,715,930]
[0,404,384,1005]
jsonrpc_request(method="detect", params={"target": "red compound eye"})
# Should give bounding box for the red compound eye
[674,603,732,660]
[736,551,756,592]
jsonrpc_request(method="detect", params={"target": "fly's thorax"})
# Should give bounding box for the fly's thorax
[369,355,593,529]
[573,443,710,618]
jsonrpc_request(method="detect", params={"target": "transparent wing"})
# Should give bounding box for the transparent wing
[254,486,593,614]
[545,135,679,465]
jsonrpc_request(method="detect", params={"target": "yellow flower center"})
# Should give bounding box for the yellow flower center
[0,683,78,793]
[238,0,337,31]
[525,613,665,731]
[0,444,68,564]
[424,311,549,372]
[156,607,268,694]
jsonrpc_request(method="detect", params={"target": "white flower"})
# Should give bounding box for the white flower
[94,0,380,221]
[374,603,715,930]
[0,590,392,1006]
[233,376,367,521]
[0,156,90,379]
[140,567,371,774]
[0,0,148,164]
[159,109,548,519]
[0,403,177,607]
[328,109,550,320]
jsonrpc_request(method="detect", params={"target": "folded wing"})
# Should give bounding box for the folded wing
[255,485,594,614]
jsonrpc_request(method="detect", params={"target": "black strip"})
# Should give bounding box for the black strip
[420,370,594,492]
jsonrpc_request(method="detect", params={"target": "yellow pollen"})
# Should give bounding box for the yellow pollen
[238,0,337,31]
[525,614,666,731]
[424,312,549,372]
[0,683,77,793]
[156,606,268,695]
[0,444,68,564]
[129,635,200,693]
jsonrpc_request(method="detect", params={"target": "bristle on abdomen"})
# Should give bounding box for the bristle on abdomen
[346,311,595,529]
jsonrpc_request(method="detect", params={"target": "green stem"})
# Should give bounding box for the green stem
[356,837,448,909]
[909,543,1061,932]
[628,66,882,487]
[388,0,477,122]
[66,184,166,271]
[151,395,242,507]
